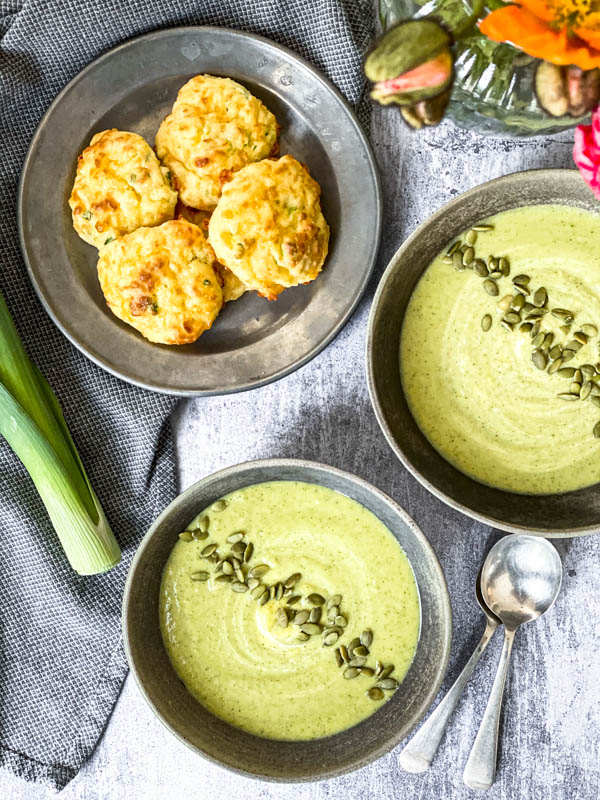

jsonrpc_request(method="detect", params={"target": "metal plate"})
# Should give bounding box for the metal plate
[18,27,381,396]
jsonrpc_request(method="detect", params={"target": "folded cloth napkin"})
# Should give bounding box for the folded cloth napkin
[0,0,374,790]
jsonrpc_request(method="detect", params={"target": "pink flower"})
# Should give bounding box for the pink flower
[574,107,600,199]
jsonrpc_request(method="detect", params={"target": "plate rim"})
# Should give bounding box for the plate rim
[18,25,382,397]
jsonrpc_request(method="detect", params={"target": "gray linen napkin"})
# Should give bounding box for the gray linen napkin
[0,0,374,790]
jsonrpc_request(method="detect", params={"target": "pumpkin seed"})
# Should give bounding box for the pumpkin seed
[343,667,360,680]
[581,365,596,379]
[501,320,514,332]
[227,532,245,544]
[192,529,209,541]
[592,396,600,408]
[581,382,593,401]
[570,382,582,395]
[348,637,361,655]
[473,259,488,277]
[277,607,289,627]
[533,287,548,308]
[542,332,554,350]
[532,350,547,371]
[258,590,270,606]
[513,274,530,287]
[561,350,576,363]
[244,543,253,562]
[275,582,284,600]
[335,615,347,628]
[466,230,477,245]
[327,606,339,621]
[178,531,194,542]
[323,626,343,637]
[190,571,209,581]
[251,583,265,598]
[231,582,248,593]
[235,568,245,583]
[548,359,563,375]
[286,594,301,606]
[327,594,342,609]
[360,629,373,648]
[530,321,541,338]
[499,257,510,276]
[511,294,525,312]
[549,345,563,361]
[447,240,461,256]
[309,607,322,624]
[216,574,232,583]
[231,541,246,556]
[532,333,545,348]
[300,623,322,635]
[483,279,499,296]
[269,585,276,600]
[575,369,583,383]
[375,660,384,677]
[353,645,369,657]
[560,324,572,335]
[307,593,325,605]
[377,678,399,691]
[591,386,600,398]
[452,251,464,271]
[284,573,302,588]
[222,560,233,575]
[348,656,366,669]
[498,295,513,312]
[520,322,533,333]
[558,367,576,378]
[557,393,579,401]
[575,332,589,345]
[201,543,217,557]
[296,632,309,642]
[230,557,241,570]
[209,553,219,564]
[248,564,269,579]
[198,516,209,533]
[336,645,348,664]
[525,309,546,320]
[505,311,521,325]
[334,648,344,667]
[212,500,227,512]
[594,421,600,438]
[552,308,575,323]
[361,667,375,677]
[283,587,293,597]
[582,324,598,337]
[293,610,310,626]
[323,631,339,647]
[247,578,260,591]
[473,224,494,231]
[367,687,385,701]
[463,246,475,266]
[379,665,395,680]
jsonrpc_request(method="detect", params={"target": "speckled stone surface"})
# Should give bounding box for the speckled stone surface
[5,108,600,800]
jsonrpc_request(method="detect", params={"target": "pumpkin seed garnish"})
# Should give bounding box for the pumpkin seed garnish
[483,279,499,296]
[513,274,530,288]
[243,542,253,562]
[549,345,563,361]
[178,531,194,542]
[581,382,593,401]
[327,594,342,609]
[466,230,477,245]
[532,350,547,370]
[594,421,600,438]
[353,645,369,657]
[499,257,510,276]
[248,564,269,579]
[284,573,302,588]
[377,678,399,691]
[533,287,548,308]
[215,574,232,583]
[269,585,276,600]
[258,590,270,606]
[463,247,475,266]
[520,322,533,333]
[251,583,266,598]
[335,648,344,667]
[212,499,228,512]
[560,324,572,335]
[192,529,209,541]
[348,637,361,655]
[300,623,322,636]
[367,687,385,701]
[473,259,488,277]
[309,607,322,624]
[296,631,309,642]
[277,607,289,627]
[343,667,361,680]
[557,393,579,401]
[323,631,339,647]
[190,571,210,581]
[561,350,575,363]
[307,593,325,605]
[286,595,301,606]
[548,359,563,375]
[570,382,582,396]
[552,308,575,322]
[558,367,576,378]
[504,311,521,325]
[575,332,589,345]
[348,656,367,668]
[227,532,244,544]
[198,516,209,533]
[591,390,600,402]
[511,294,525,312]
[361,667,375,677]
[335,615,347,628]
[201,543,217,557]
[582,324,598,337]
[339,645,350,663]
[501,320,514,332]
[566,340,583,352]
[361,629,373,648]
[379,664,395,680]
[473,224,494,231]
[247,577,260,590]
[531,321,541,338]
[452,251,465,271]
[235,567,245,583]
[293,610,310,626]
[498,295,513,312]
[574,369,583,383]
[231,582,248,593]
[446,240,461,256]
[581,364,596,379]
[222,560,234,575]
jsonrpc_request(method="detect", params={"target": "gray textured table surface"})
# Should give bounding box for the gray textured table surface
[5,106,600,799]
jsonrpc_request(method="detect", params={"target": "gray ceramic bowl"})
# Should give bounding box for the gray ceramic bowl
[123,459,451,781]
[367,168,600,537]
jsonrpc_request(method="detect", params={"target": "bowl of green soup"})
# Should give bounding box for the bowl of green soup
[123,458,451,780]
[368,168,600,536]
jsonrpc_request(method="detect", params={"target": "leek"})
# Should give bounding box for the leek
[0,290,120,574]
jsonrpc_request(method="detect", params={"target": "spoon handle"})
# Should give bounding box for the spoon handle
[463,627,516,790]
[399,618,499,773]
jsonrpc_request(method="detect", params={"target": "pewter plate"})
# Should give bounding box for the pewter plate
[18,27,381,396]
[123,459,451,780]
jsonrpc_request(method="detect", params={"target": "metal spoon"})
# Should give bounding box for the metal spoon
[463,534,562,791]
[400,572,501,773]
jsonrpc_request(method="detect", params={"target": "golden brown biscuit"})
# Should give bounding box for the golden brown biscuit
[208,155,329,300]
[175,202,247,303]
[69,129,177,249]
[155,75,278,211]
[97,220,222,345]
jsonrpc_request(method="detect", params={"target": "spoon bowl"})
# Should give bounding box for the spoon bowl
[481,535,563,630]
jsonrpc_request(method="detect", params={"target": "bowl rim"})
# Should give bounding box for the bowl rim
[366,168,599,538]
[122,457,452,781]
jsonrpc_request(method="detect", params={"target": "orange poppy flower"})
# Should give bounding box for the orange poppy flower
[479,0,600,70]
